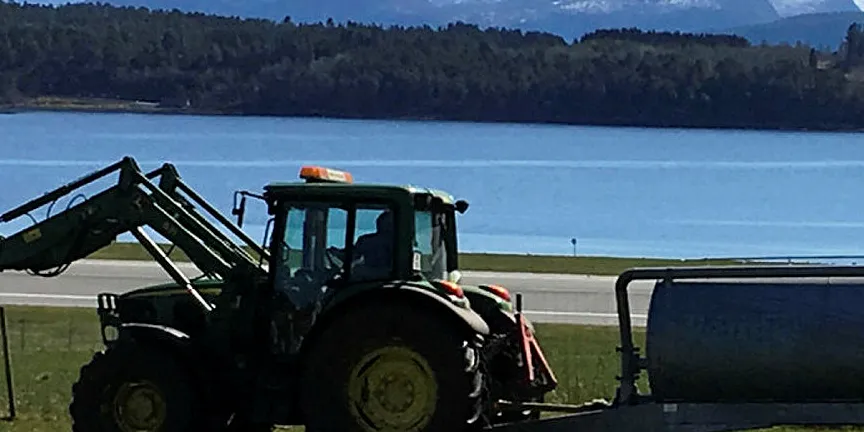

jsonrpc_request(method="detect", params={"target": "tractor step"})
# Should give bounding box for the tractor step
[497,399,611,414]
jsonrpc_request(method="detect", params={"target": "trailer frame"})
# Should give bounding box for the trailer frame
[492,264,864,432]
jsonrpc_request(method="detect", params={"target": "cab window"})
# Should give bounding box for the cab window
[350,205,395,282]
[274,203,349,309]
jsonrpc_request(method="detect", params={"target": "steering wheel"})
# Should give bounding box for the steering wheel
[323,247,349,282]
[325,246,345,268]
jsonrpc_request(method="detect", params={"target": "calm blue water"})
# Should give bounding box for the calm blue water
[2,110,864,259]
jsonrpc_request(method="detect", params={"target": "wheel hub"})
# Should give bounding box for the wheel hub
[348,346,438,431]
[112,381,167,432]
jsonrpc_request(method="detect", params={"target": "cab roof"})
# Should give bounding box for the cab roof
[263,180,456,204]
[263,165,458,204]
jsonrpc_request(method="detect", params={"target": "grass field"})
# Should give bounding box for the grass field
[0,305,640,431]
[0,305,850,432]
[90,241,752,275]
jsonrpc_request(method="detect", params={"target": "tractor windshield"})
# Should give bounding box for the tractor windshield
[413,208,451,281]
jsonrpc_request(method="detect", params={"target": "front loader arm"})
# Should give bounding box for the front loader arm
[0,158,138,273]
[0,156,269,311]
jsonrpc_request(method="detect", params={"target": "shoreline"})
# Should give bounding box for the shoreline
[0,96,227,117]
[4,96,864,135]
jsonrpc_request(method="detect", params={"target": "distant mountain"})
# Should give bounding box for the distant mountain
[770,0,860,17]
[512,0,780,38]
[491,0,783,38]
[38,0,864,46]
[98,0,782,39]
[720,11,864,49]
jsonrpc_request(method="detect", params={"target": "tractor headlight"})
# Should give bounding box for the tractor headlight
[102,325,119,343]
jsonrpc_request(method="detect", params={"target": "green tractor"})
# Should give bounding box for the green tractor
[0,158,557,431]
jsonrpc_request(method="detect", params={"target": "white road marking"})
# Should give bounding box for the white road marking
[0,292,648,324]
[0,293,94,300]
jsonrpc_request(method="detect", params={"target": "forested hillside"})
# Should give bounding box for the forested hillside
[2,1,864,130]
[722,11,864,50]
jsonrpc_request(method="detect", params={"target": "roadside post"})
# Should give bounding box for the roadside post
[0,306,15,420]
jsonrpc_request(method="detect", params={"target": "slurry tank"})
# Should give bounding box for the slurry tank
[645,279,864,403]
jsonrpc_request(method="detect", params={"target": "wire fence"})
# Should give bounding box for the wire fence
[0,306,104,425]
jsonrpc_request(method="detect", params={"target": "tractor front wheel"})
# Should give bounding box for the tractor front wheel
[69,342,200,432]
[300,301,486,432]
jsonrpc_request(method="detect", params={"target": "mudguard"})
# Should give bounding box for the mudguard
[462,285,536,335]
[116,322,192,352]
[400,284,491,336]
[313,282,491,345]
[114,323,218,381]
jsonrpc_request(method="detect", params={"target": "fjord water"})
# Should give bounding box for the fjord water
[2,110,864,259]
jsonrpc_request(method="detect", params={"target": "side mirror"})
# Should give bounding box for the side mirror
[455,200,469,214]
[232,192,247,228]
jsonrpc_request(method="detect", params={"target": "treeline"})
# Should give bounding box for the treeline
[843,23,864,69]
[579,28,752,48]
[1,1,863,130]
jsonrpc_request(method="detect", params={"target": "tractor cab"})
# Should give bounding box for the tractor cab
[234,165,474,356]
[234,165,471,316]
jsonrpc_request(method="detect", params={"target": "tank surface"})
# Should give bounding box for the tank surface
[646,280,864,403]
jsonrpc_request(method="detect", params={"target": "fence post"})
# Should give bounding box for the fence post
[0,306,15,420]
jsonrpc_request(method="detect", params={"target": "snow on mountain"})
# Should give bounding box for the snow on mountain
[27,0,862,42]
[769,0,861,17]
[553,0,721,13]
[429,0,781,37]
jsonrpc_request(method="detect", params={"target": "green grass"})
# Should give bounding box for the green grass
[89,241,751,276]
[458,253,748,275]
[3,305,628,430]
[0,307,104,431]
[0,306,849,431]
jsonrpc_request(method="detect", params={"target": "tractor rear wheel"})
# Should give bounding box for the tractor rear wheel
[300,301,486,432]
[69,342,200,432]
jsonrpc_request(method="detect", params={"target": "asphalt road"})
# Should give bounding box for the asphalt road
[0,259,656,326]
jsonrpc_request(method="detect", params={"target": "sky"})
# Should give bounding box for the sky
[21,0,864,19]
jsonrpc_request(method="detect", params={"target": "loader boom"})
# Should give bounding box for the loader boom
[0,156,269,311]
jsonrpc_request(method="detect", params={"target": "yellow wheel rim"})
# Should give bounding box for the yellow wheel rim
[347,346,438,431]
[112,381,167,432]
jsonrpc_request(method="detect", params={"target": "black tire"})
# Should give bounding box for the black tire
[300,300,486,432]
[69,342,200,432]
